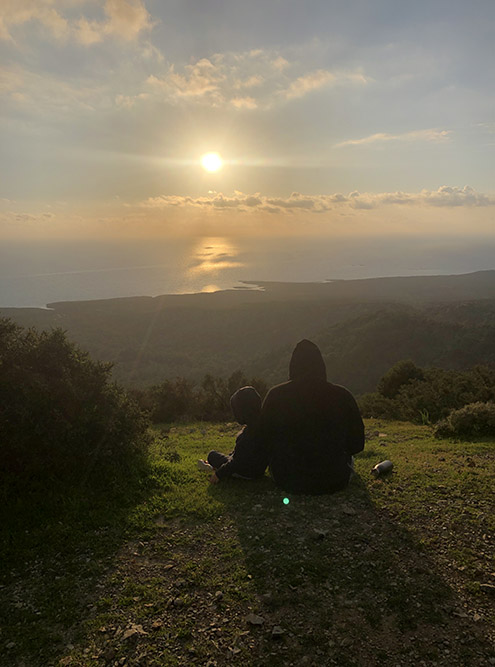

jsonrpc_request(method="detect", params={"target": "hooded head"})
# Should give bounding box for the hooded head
[289,339,327,382]
[230,386,262,425]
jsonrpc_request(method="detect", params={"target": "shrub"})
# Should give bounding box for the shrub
[362,361,495,423]
[435,402,495,438]
[0,319,150,490]
[377,360,424,398]
[132,371,268,423]
[358,392,400,420]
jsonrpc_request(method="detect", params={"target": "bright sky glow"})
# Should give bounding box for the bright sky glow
[0,0,493,245]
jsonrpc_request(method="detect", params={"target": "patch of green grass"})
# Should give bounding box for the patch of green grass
[1,421,494,666]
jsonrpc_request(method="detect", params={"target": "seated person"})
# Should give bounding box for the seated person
[198,386,268,484]
[261,339,364,495]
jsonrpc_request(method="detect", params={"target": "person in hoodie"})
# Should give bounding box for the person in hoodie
[198,386,268,484]
[261,339,364,495]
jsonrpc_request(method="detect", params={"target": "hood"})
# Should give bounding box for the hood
[289,339,327,382]
[230,386,262,425]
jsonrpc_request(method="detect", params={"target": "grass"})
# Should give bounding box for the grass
[1,420,494,666]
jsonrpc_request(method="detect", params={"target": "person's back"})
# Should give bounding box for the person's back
[261,339,364,494]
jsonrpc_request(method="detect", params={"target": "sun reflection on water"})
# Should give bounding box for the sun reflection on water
[188,238,244,276]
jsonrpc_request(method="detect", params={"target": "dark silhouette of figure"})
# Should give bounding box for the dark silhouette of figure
[200,386,268,484]
[261,339,364,494]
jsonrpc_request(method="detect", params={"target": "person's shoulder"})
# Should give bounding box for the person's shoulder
[264,380,292,398]
[327,382,357,401]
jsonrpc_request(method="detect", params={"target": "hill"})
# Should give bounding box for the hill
[1,271,495,392]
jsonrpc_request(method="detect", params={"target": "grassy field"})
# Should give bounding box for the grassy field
[1,421,494,666]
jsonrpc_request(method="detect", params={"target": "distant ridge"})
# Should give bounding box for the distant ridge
[31,269,495,311]
[1,270,494,393]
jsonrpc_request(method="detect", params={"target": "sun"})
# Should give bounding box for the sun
[201,152,223,172]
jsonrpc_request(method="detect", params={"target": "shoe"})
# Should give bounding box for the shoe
[197,459,214,472]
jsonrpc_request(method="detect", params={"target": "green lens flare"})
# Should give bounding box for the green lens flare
[283,497,290,505]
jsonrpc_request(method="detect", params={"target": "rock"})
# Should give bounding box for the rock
[271,625,285,638]
[6,642,15,650]
[313,528,328,540]
[246,613,264,626]
[122,624,148,640]
[214,591,223,601]
[342,505,357,516]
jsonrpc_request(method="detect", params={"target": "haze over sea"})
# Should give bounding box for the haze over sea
[2,236,494,309]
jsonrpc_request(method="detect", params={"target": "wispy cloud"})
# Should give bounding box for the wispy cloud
[144,50,368,109]
[0,0,152,46]
[139,186,493,214]
[284,70,336,99]
[147,57,224,100]
[336,128,452,148]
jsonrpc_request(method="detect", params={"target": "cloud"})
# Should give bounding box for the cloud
[336,128,452,147]
[231,96,257,109]
[0,0,152,45]
[139,186,494,213]
[143,50,369,109]
[152,58,224,99]
[284,69,336,99]
[0,1,70,43]
[234,74,264,89]
[103,0,153,41]
[422,185,493,207]
[74,0,153,44]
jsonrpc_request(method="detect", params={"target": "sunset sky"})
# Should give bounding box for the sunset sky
[1,0,494,241]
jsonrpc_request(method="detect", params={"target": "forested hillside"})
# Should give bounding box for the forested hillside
[2,271,495,393]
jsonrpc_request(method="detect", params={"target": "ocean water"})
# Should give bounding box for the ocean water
[1,235,494,308]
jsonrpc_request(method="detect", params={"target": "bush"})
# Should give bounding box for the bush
[435,402,495,438]
[358,392,400,420]
[132,371,268,423]
[0,319,150,489]
[361,361,495,424]
[377,360,424,398]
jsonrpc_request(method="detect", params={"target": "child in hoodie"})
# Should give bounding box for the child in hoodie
[197,386,268,484]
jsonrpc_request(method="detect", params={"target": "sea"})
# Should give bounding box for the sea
[1,235,494,308]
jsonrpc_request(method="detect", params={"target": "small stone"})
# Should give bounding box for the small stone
[215,591,223,601]
[271,625,285,638]
[122,623,148,640]
[342,505,357,516]
[313,528,328,540]
[6,642,15,650]
[246,613,264,626]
